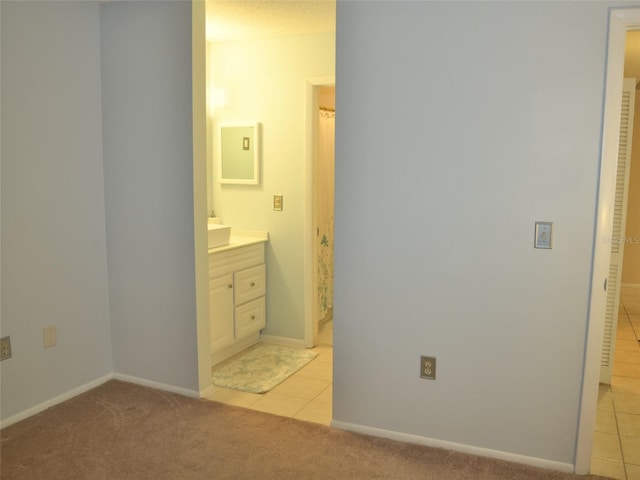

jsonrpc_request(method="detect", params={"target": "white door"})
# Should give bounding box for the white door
[600,77,637,384]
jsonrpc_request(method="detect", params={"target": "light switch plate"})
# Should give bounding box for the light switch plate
[43,326,57,348]
[273,194,283,211]
[535,221,553,249]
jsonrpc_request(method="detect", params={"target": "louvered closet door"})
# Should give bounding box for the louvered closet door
[601,78,637,384]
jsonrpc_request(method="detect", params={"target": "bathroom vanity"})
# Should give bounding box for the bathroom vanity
[208,231,269,366]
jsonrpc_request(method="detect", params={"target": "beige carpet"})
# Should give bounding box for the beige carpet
[0,381,607,480]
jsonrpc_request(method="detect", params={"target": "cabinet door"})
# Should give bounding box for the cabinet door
[210,274,234,353]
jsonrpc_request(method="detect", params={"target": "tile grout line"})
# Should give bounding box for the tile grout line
[290,384,332,419]
[254,345,333,422]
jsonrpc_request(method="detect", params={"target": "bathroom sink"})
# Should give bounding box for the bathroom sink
[208,224,231,248]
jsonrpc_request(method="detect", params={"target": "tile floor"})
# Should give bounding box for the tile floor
[590,287,640,480]
[203,319,334,425]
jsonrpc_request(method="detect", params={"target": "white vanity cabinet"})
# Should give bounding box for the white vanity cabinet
[209,274,234,353]
[209,241,266,366]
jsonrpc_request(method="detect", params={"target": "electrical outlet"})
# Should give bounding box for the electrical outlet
[1,336,12,361]
[43,326,57,348]
[420,356,436,380]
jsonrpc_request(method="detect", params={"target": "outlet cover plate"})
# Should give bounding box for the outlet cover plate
[420,356,436,380]
[1,336,12,361]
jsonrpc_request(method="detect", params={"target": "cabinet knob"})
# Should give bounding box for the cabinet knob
[250,314,256,320]
[250,281,256,287]
[227,284,233,289]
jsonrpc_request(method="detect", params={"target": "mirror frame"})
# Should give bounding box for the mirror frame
[217,122,261,185]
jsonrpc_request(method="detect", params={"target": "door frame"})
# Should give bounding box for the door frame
[304,76,336,348]
[575,7,640,474]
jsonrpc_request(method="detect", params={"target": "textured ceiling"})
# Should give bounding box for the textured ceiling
[206,0,336,42]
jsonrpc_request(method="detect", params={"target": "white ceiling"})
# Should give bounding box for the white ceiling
[204,2,639,89]
[206,0,336,42]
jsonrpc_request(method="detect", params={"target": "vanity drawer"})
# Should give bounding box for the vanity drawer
[235,297,265,340]
[209,243,264,279]
[234,264,265,305]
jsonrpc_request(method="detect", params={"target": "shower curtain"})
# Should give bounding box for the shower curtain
[317,108,335,322]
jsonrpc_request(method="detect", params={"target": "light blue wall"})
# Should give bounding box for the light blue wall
[1,0,200,422]
[3,0,633,469]
[101,1,199,390]
[0,1,113,419]
[333,0,625,465]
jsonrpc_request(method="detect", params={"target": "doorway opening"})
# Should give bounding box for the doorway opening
[304,78,336,349]
[588,36,640,478]
[577,8,640,475]
[198,2,337,421]
[315,87,336,347]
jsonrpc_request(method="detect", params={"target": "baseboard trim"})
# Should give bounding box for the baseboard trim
[260,334,306,348]
[211,333,260,366]
[0,373,114,429]
[1,373,202,430]
[621,283,640,289]
[200,384,216,398]
[112,373,200,399]
[330,420,574,474]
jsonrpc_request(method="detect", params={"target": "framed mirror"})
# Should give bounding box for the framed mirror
[218,122,261,185]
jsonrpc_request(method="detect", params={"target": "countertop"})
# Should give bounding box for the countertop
[208,229,269,254]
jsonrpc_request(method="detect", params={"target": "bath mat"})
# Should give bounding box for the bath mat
[212,344,318,394]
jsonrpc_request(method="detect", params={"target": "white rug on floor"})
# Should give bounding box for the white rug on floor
[212,344,318,394]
